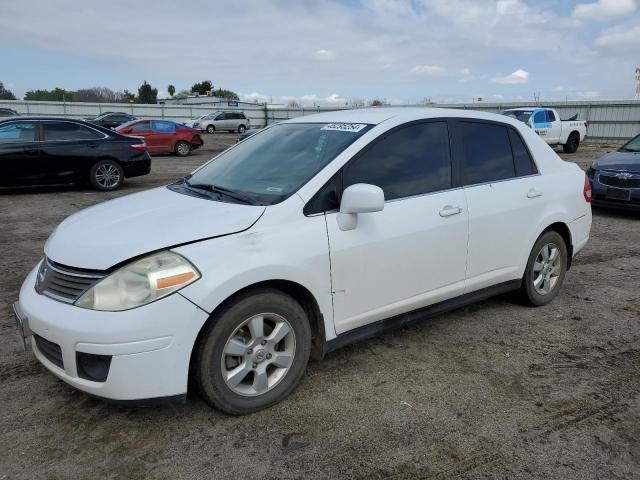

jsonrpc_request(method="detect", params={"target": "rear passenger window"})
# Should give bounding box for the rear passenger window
[151,121,176,133]
[343,121,451,201]
[43,122,102,141]
[546,110,556,122]
[509,129,538,177]
[456,122,515,185]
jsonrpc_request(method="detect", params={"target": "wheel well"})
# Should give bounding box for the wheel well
[191,280,327,368]
[542,222,573,269]
[569,130,580,140]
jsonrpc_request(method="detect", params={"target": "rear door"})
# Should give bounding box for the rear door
[150,121,177,152]
[451,120,543,292]
[0,120,41,186]
[325,120,469,334]
[40,121,106,183]
[129,121,154,151]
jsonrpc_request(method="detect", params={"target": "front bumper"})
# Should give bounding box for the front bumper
[590,172,640,211]
[17,265,209,401]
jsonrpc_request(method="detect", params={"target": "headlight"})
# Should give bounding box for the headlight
[75,251,200,311]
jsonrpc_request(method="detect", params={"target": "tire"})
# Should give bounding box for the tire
[89,159,124,191]
[193,288,311,415]
[175,140,191,157]
[206,124,215,134]
[520,231,568,306]
[237,124,246,134]
[563,132,580,153]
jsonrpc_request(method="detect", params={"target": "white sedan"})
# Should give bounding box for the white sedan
[14,108,592,414]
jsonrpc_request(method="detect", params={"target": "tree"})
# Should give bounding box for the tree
[369,98,384,107]
[175,89,191,98]
[73,87,130,103]
[137,81,158,104]
[213,88,239,100]
[24,87,74,101]
[287,99,300,108]
[0,81,16,100]
[168,84,176,97]
[191,80,213,95]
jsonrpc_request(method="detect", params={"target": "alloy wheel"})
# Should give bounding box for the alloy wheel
[532,242,562,295]
[176,142,190,156]
[220,313,296,397]
[95,164,121,188]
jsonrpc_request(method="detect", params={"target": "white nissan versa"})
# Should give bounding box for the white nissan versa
[14,108,592,414]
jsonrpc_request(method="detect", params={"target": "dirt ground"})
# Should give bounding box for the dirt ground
[1,136,639,479]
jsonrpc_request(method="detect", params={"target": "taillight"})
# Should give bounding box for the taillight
[583,173,592,203]
[131,143,146,152]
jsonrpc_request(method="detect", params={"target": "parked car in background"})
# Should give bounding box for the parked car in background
[183,114,209,129]
[236,126,262,143]
[198,111,250,134]
[116,119,203,156]
[14,108,591,414]
[587,133,640,211]
[86,112,137,129]
[502,107,587,153]
[0,108,19,117]
[0,117,150,191]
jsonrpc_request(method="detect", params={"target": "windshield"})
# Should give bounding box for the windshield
[620,134,640,152]
[186,122,373,205]
[502,110,532,124]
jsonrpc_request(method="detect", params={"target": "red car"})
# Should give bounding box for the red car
[116,119,203,156]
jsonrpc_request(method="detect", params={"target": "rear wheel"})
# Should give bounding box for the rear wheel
[206,124,215,134]
[193,289,311,415]
[89,160,124,191]
[175,141,191,157]
[563,132,580,153]
[520,231,568,306]
[238,124,247,134]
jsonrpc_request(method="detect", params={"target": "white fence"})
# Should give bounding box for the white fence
[2,99,640,141]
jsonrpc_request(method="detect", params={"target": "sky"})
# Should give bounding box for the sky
[1,0,639,105]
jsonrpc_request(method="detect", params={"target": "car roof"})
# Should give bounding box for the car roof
[0,116,91,122]
[280,107,525,127]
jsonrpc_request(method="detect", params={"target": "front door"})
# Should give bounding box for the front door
[325,120,468,334]
[0,120,41,186]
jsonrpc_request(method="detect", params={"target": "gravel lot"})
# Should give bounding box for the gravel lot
[1,135,639,479]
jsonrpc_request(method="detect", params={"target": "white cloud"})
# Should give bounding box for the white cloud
[300,94,318,104]
[324,93,347,104]
[572,0,636,21]
[595,24,640,47]
[575,90,601,99]
[409,65,447,76]
[496,0,528,15]
[313,49,335,61]
[240,92,269,103]
[490,69,529,85]
[459,68,471,75]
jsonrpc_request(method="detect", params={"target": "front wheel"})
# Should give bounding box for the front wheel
[563,132,580,153]
[89,160,124,191]
[238,124,246,134]
[206,125,215,134]
[193,289,311,415]
[520,231,568,306]
[175,140,191,157]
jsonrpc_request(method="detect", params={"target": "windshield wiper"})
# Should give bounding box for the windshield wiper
[185,180,256,205]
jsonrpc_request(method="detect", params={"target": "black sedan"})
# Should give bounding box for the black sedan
[587,133,640,211]
[0,117,151,191]
[86,112,136,129]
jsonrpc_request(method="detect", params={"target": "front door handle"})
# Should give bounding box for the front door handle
[527,188,543,198]
[439,205,463,217]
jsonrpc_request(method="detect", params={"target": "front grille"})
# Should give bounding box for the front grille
[34,334,64,369]
[35,258,106,304]
[598,172,640,189]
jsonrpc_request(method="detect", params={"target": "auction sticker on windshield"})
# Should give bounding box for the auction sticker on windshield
[321,123,369,133]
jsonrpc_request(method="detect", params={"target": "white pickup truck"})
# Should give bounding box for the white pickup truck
[502,107,587,153]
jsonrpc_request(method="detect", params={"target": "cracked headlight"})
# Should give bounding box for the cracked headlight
[75,251,200,311]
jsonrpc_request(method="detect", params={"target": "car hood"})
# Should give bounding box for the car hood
[594,151,640,172]
[45,187,265,270]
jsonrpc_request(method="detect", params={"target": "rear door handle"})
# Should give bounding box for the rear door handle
[527,189,543,198]
[439,205,463,217]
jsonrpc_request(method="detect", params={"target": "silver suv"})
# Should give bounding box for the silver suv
[197,111,250,134]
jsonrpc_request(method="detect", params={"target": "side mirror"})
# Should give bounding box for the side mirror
[337,183,384,231]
